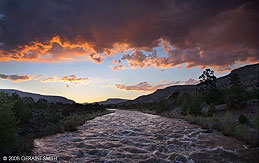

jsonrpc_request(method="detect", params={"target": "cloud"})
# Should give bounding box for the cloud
[110,59,125,71]
[0,73,89,85]
[114,82,175,92]
[0,0,258,70]
[42,76,57,82]
[184,78,199,85]
[0,74,31,82]
[33,74,43,80]
[121,40,258,72]
[0,35,100,63]
[59,75,89,84]
[41,75,89,84]
[0,74,8,80]
[112,78,199,92]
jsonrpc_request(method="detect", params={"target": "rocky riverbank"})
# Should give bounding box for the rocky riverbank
[0,91,113,157]
[121,99,259,147]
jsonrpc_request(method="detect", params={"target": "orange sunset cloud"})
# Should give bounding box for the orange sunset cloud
[59,75,89,85]
[41,75,89,85]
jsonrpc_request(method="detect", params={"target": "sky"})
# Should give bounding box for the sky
[0,0,258,103]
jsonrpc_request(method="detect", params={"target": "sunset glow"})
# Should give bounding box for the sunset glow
[0,0,258,103]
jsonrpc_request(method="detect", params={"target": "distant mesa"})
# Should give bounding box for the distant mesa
[0,89,75,104]
[92,98,129,105]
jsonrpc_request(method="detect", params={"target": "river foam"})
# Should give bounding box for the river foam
[33,109,258,162]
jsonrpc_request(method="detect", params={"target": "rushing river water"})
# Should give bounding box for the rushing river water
[33,109,258,163]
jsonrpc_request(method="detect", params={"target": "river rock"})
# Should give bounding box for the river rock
[215,104,227,112]
[75,150,84,157]
[138,156,168,163]
[87,149,108,157]
[201,104,209,115]
[167,153,188,162]
[123,147,149,154]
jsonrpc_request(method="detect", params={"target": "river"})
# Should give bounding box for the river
[33,109,258,163]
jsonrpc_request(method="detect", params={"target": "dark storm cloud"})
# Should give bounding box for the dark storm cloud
[0,0,258,69]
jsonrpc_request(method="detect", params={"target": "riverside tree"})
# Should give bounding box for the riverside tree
[198,69,224,105]
[198,69,217,90]
[225,73,247,109]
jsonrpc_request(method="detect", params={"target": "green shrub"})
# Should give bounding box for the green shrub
[208,104,216,116]
[2,94,33,124]
[211,114,220,128]
[235,124,249,139]
[0,91,9,104]
[51,112,60,123]
[64,115,86,131]
[18,134,34,154]
[16,105,32,123]
[23,97,35,104]
[202,88,224,105]
[168,92,180,100]
[253,116,259,129]
[40,111,45,118]
[44,123,66,136]
[200,117,213,130]
[44,124,59,135]
[155,101,169,113]
[36,99,48,109]
[235,125,258,146]
[184,115,196,124]
[225,74,247,109]
[64,119,77,131]
[199,117,207,128]
[247,89,259,100]
[187,97,202,116]
[56,123,65,133]
[220,112,235,136]
[0,104,19,153]
[239,114,248,124]
[48,104,58,113]
[177,93,192,115]
[62,107,71,116]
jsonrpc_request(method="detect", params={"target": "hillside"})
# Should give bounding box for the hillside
[0,89,75,104]
[131,85,197,104]
[125,63,258,104]
[217,64,259,89]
